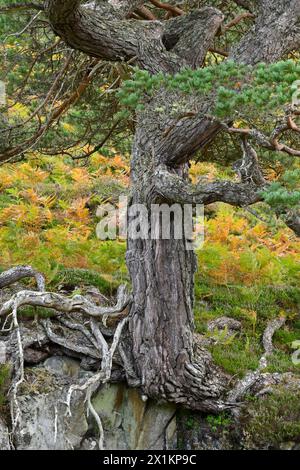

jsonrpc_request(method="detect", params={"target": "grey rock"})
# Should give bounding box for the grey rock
[0,418,10,450]
[0,341,6,364]
[80,438,98,450]
[207,316,242,334]
[11,364,176,450]
[92,383,176,450]
[15,387,88,450]
[44,356,81,378]
[24,348,49,365]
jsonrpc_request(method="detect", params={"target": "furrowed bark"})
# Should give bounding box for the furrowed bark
[231,0,300,63]
[43,1,300,411]
[45,2,226,73]
[45,0,184,73]
[163,8,224,68]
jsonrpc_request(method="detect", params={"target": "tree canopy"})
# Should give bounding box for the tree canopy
[0,0,299,234]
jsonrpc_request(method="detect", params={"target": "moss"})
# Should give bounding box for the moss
[194,282,300,378]
[0,364,11,408]
[194,284,300,323]
[178,409,200,431]
[20,367,59,395]
[50,267,120,295]
[210,339,261,378]
[243,387,300,447]
[19,306,56,319]
[273,322,300,351]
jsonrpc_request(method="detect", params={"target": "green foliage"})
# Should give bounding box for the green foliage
[210,339,261,377]
[206,412,232,432]
[51,267,121,294]
[196,204,300,287]
[261,182,300,210]
[0,364,10,408]
[205,325,237,345]
[260,167,300,213]
[194,279,300,377]
[185,415,199,430]
[118,60,300,120]
[18,306,56,320]
[0,154,128,286]
[265,350,300,374]
[243,387,300,447]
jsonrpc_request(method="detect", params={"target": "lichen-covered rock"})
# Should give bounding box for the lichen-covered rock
[92,383,177,450]
[14,387,88,450]
[0,341,6,364]
[10,359,176,450]
[0,417,10,450]
[44,356,81,378]
[207,317,242,334]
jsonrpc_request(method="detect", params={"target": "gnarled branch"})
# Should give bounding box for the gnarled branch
[45,2,225,73]
[0,266,45,291]
[0,285,131,320]
[154,164,263,207]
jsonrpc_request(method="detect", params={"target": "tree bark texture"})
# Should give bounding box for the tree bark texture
[45,0,300,410]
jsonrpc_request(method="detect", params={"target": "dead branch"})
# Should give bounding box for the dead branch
[224,12,255,31]
[135,5,157,20]
[0,60,103,163]
[149,0,184,16]
[0,266,45,292]
[222,123,300,158]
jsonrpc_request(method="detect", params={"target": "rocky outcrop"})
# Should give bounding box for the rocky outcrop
[207,317,242,335]
[0,294,298,451]
[91,384,176,450]
[15,387,88,450]
[3,355,176,450]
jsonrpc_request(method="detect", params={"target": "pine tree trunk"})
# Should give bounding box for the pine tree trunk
[44,0,300,410]
[124,121,228,411]
[127,160,196,403]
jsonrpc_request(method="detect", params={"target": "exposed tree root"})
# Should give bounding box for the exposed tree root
[64,317,128,450]
[0,265,45,291]
[10,301,25,434]
[0,266,131,448]
[0,265,292,449]
[0,284,131,320]
[227,316,286,405]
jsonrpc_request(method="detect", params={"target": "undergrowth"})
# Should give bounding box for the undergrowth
[0,155,299,378]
